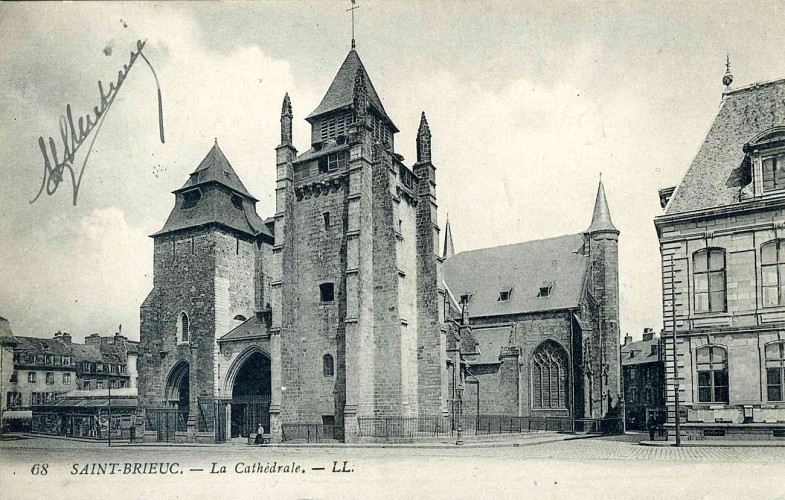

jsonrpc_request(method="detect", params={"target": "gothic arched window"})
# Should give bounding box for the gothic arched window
[177,311,190,344]
[323,354,334,377]
[531,341,568,409]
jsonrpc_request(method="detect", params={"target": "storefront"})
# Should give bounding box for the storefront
[31,389,137,440]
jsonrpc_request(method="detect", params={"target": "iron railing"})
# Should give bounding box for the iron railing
[356,415,623,439]
[281,423,336,443]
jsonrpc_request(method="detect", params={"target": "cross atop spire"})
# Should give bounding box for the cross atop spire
[347,0,359,50]
[586,177,619,234]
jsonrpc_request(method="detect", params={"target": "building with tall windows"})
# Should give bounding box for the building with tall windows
[655,73,785,440]
[443,180,622,424]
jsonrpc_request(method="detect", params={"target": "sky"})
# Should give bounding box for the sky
[1,1,785,344]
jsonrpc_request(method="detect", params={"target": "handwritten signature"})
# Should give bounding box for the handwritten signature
[31,39,165,206]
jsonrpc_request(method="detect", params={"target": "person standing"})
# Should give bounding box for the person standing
[647,414,657,441]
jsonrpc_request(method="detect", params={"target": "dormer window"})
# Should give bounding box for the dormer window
[762,153,785,192]
[498,289,512,302]
[747,127,785,195]
[231,194,244,211]
[537,282,553,298]
[182,189,201,209]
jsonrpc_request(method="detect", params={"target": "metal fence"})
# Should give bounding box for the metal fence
[356,415,623,439]
[145,408,187,442]
[281,423,336,443]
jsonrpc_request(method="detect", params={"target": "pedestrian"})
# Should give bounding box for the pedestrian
[647,414,657,441]
[255,423,264,444]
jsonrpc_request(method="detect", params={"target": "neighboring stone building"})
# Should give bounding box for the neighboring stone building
[5,330,137,410]
[621,328,665,430]
[442,180,622,423]
[138,47,447,443]
[0,317,19,414]
[655,74,785,439]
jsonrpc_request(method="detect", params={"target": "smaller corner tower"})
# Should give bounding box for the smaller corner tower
[584,178,621,418]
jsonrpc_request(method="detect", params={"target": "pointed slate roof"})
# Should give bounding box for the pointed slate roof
[443,234,589,317]
[586,179,619,234]
[152,142,272,239]
[306,50,397,130]
[176,141,256,201]
[664,78,785,215]
[443,216,455,259]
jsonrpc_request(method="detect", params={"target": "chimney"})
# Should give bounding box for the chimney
[642,327,654,341]
[623,334,633,346]
[85,333,101,346]
[54,331,72,344]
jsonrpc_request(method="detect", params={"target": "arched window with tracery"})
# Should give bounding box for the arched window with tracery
[531,341,568,409]
[177,311,190,344]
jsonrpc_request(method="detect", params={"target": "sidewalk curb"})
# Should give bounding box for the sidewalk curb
[639,440,785,448]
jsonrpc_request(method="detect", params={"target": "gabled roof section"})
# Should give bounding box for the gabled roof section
[443,233,589,318]
[152,142,272,240]
[306,49,396,129]
[621,336,661,366]
[177,142,256,201]
[218,315,270,343]
[665,78,785,215]
[468,325,513,365]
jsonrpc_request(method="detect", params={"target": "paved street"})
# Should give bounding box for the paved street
[1,434,783,499]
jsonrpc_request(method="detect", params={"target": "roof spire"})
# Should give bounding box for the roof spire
[586,177,619,234]
[347,0,359,50]
[417,111,431,163]
[443,214,455,259]
[723,53,734,89]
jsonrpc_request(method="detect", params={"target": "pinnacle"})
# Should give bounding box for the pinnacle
[586,178,618,234]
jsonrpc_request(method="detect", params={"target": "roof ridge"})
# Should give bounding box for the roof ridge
[451,232,585,258]
[722,77,785,97]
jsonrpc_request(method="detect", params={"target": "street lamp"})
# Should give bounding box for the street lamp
[455,385,464,446]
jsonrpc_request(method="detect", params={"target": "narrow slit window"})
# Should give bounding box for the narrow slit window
[323,212,331,230]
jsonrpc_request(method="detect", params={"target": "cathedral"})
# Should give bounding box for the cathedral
[137,45,621,443]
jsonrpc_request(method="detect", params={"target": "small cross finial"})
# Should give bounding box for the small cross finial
[347,0,359,50]
[214,137,218,146]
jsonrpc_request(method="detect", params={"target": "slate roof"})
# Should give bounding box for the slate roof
[621,337,662,366]
[152,143,272,239]
[443,233,589,318]
[306,49,397,131]
[665,78,785,215]
[0,316,18,346]
[469,325,513,365]
[15,336,72,356]
[218,315,269,343]
[586,179,618,233]
[14,336,130,366]
[179,142,255,200]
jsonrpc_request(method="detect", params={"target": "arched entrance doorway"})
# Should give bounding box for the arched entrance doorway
[228,349,271,438]
[165,361,190,413]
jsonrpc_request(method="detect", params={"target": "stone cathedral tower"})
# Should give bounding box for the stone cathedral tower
[271,49,448,441]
